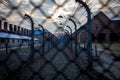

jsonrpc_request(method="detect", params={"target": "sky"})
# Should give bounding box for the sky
[0,0,120,33]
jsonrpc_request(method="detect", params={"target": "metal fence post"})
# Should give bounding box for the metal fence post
[24,14,34,55]
[75,0,92,70]
[38,24,45,54]
[66,25,72,49]
[5,39,8,54]
[69,18,78,57]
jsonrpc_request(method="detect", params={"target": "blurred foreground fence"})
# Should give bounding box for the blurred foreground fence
[0,0,120,80]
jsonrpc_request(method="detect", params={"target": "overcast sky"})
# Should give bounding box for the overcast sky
[0,0,120,33]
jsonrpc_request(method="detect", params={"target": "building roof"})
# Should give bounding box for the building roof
[72,11,120,35]
[93,11,110,20]
[0,32,38,40]
[76,12,109,32]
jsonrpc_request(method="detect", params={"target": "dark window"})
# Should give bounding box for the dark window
[96,25,104,30]
[18,39,19,43]
[12,39,14,43]
[7,39,9,43]
[92,34,95,41]
[110,33,118,42]
[98,33,106,42]
[1,38,5,43]
[96,25,99,29]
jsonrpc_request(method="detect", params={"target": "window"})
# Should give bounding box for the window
[110,33,118,42]
[18,39,19,43]
[12,39,14,43]
[96,24,104,30]
[98,33,106,42]
[1,38,5,43]
[7,39,9,43]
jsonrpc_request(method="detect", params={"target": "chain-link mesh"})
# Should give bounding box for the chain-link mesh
[0,0,120,80]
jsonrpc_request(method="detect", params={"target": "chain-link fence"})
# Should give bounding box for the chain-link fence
[0,0,120,80]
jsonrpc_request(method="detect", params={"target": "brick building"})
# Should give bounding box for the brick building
[77,12,120,43]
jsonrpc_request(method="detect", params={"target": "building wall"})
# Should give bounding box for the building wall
[0,38,30,48]
[77,12,119,43]
[0,19,31,48]
[0,19,31,36]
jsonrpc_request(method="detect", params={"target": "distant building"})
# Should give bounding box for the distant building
[0,19,38,48]
[77,11,120,43]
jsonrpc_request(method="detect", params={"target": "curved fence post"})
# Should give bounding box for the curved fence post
[38,24,45,54]
[75,0,92,69]
[24,14,34,56]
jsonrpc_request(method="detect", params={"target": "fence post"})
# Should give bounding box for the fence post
[24,14,34,56]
